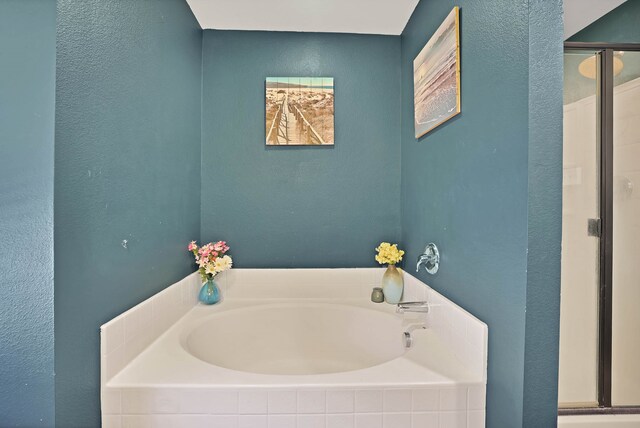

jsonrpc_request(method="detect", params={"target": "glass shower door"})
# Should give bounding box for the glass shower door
[611,50,640,407]
[558,51,601,407]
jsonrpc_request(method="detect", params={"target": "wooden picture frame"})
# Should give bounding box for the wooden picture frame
[265,77,335,146]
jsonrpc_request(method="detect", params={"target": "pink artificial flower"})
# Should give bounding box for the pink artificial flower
[211,251,218,258]
[188,241,197,251]
[213,241,225,252]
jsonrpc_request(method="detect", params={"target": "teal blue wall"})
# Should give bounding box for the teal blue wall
[400,1,562,426]
[54,0,202,425]
[0,1,56,425]
[0,1,561,425]
[569,0,640,43]
[201,31,401,267]
[523,1,563,426]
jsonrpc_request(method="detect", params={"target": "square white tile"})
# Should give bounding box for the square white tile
[296,414,325,428]
[147,415,180,428]
[151,389,180,414]
[268,390,297,414]
[138,300,154,334]
[467,386,485,410]
[102,414,122,428]
[355,390,383,413]
[355,413,382,428]
[172,415,213,428]
[210,415,239,428]
[383,389,412,412]
[327,390,355,413]
[268,414,296,428]
[239,390,268,414]
[124,307,141,343]
[412,389,439,412]
[180,389,212,414]
[210,390,240,414]
[327,413,355,428]
[297,390,325,414]
[412,412,439,428]
[383,413,411,428]
[103,317,124,354]
[467,410,485,428]
[239,415,268,428]
[121,415,151,428]
[102,389,121,414]
[439,411,467,428]
[121,389,152,414]
[439,388,467,411]
[105,345,125,382]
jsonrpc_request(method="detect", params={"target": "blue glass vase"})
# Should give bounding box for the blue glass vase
[198,277,221,305]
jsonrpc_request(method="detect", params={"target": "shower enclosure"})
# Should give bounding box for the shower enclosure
[559,43,640,415]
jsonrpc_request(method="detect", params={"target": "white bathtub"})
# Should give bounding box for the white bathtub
[100,269,488,427]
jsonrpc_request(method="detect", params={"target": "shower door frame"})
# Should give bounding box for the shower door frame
[560,42,640,416]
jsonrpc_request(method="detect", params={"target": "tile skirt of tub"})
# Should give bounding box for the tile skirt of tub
[102,385,486,428]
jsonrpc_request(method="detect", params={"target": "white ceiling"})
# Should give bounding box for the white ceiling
[563,0,627,39]
[187,0,627,38]
[186,0,419,35]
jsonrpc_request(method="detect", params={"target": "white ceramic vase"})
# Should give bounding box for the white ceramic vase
[382,265,403,304]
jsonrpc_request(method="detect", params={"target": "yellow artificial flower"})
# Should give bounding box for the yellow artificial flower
[375,242,405,265]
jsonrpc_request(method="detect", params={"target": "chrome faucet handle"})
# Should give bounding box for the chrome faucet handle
[416,243,440,274]
[416,254,433,271]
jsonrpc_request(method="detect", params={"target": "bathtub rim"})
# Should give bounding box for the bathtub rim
[101,268,488,392]
[107,300,481,390]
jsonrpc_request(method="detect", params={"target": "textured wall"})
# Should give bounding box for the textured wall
[400,1,562,426]
[54,0,202,425]
[569,0,640,43]
[523,1,563,426]
[0,1,56,425]
[201,31,401,268]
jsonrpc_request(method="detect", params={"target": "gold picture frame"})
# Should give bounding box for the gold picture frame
[413,6,461,138]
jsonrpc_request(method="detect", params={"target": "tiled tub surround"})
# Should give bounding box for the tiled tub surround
[101,269,487,427]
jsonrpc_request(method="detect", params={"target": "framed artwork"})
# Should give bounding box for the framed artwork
[265,77,334,146]
[413,6,461,138]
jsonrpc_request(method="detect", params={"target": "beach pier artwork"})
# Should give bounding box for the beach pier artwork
[265,77,334,146]
[413,7,461,138]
